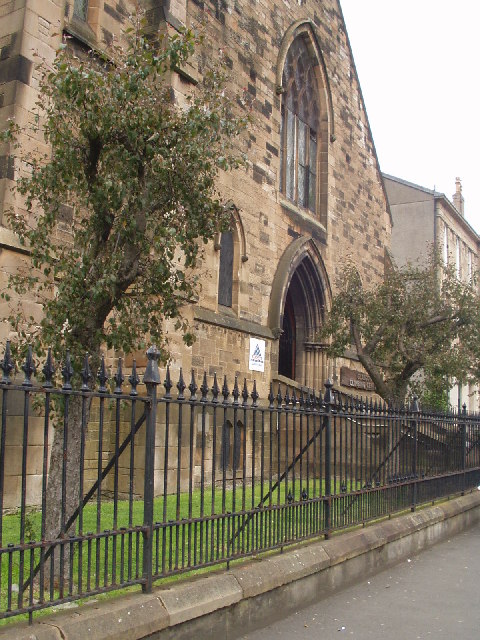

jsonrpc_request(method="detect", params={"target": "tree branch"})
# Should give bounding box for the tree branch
[417,312,457,329]
[351,320,390,401]
[399,358,424,383]
[85,135,102,185]
[364,324,387,355]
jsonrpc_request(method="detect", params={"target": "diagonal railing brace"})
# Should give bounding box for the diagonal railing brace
[22,408,147,594]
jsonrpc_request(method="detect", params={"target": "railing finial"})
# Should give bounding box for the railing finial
[144,345,161,386]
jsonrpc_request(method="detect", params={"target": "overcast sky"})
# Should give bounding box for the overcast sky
[340,1,480,233]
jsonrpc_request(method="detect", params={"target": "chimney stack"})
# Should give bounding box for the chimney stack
[453,177,464,216]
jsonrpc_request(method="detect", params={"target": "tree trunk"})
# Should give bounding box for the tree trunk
[387,383,410,408]
[44,394,92,591]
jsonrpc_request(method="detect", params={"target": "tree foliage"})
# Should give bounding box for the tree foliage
[2,21,248,367]
[1,19,249,577]
[320,253,480,406]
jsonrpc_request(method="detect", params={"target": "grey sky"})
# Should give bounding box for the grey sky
[340,1,480,233]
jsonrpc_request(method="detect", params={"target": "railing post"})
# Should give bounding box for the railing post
[142,346,161,593]
[410,396,419,512]
[461,403,467,496]
[324,379,333,538]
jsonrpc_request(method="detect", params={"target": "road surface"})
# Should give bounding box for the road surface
[241,522,480,639]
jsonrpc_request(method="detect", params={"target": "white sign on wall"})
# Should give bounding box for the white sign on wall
[249,337,266,372]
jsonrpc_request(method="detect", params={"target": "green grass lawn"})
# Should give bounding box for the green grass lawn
[0,479,333,620]
[0,476,414,622]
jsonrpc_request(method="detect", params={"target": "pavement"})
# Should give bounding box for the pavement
[241,522,480,640]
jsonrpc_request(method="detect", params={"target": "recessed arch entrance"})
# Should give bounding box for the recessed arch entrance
[269,237,331,390]
[278,288,296,379]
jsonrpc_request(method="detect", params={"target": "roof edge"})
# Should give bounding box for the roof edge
[383,173,480,242]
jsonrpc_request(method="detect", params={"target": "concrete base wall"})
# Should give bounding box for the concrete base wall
[3,492,480,640]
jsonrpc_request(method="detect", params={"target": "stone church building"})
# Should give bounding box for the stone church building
[0,0,391,400]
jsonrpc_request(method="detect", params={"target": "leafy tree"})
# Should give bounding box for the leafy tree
[1,19,247,570]
[3,25,247,363]
[320,253,480,406]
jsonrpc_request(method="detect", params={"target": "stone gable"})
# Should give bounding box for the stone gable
[0,0,390,399]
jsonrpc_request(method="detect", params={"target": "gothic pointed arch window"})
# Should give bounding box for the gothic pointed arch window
[216,205,248,312]
[280,36,320,213]
[218,230,234,307]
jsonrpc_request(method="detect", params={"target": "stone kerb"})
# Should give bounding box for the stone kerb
[2,492,479,640]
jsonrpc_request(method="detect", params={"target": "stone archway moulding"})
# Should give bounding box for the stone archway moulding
[268,236,332,337]
[213,202,248,263]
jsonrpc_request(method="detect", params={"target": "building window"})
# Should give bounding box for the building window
[456,237,461,279]
[468,251,473,281]
[443,226,448,265]
[221,420,244,473]
[280,36,319,213]
[73,0,88,21]
[218,231,234,307]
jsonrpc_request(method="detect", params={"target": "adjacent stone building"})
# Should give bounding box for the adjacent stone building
[383,173,480,411]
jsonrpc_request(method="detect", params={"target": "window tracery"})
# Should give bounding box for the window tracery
[280,36,320,213]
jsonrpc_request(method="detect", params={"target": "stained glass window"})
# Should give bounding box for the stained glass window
[73,0,88,21]
[280,37,319,213]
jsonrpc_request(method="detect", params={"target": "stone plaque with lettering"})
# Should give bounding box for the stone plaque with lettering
[340,366,375,391]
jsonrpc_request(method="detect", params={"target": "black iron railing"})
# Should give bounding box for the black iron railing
[1,343,479,623]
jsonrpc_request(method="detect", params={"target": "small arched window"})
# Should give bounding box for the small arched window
[280,36,320,213]
[218,231,234,307]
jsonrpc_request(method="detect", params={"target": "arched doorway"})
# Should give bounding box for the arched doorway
[269,238,331,389]
[279,289,296,379]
